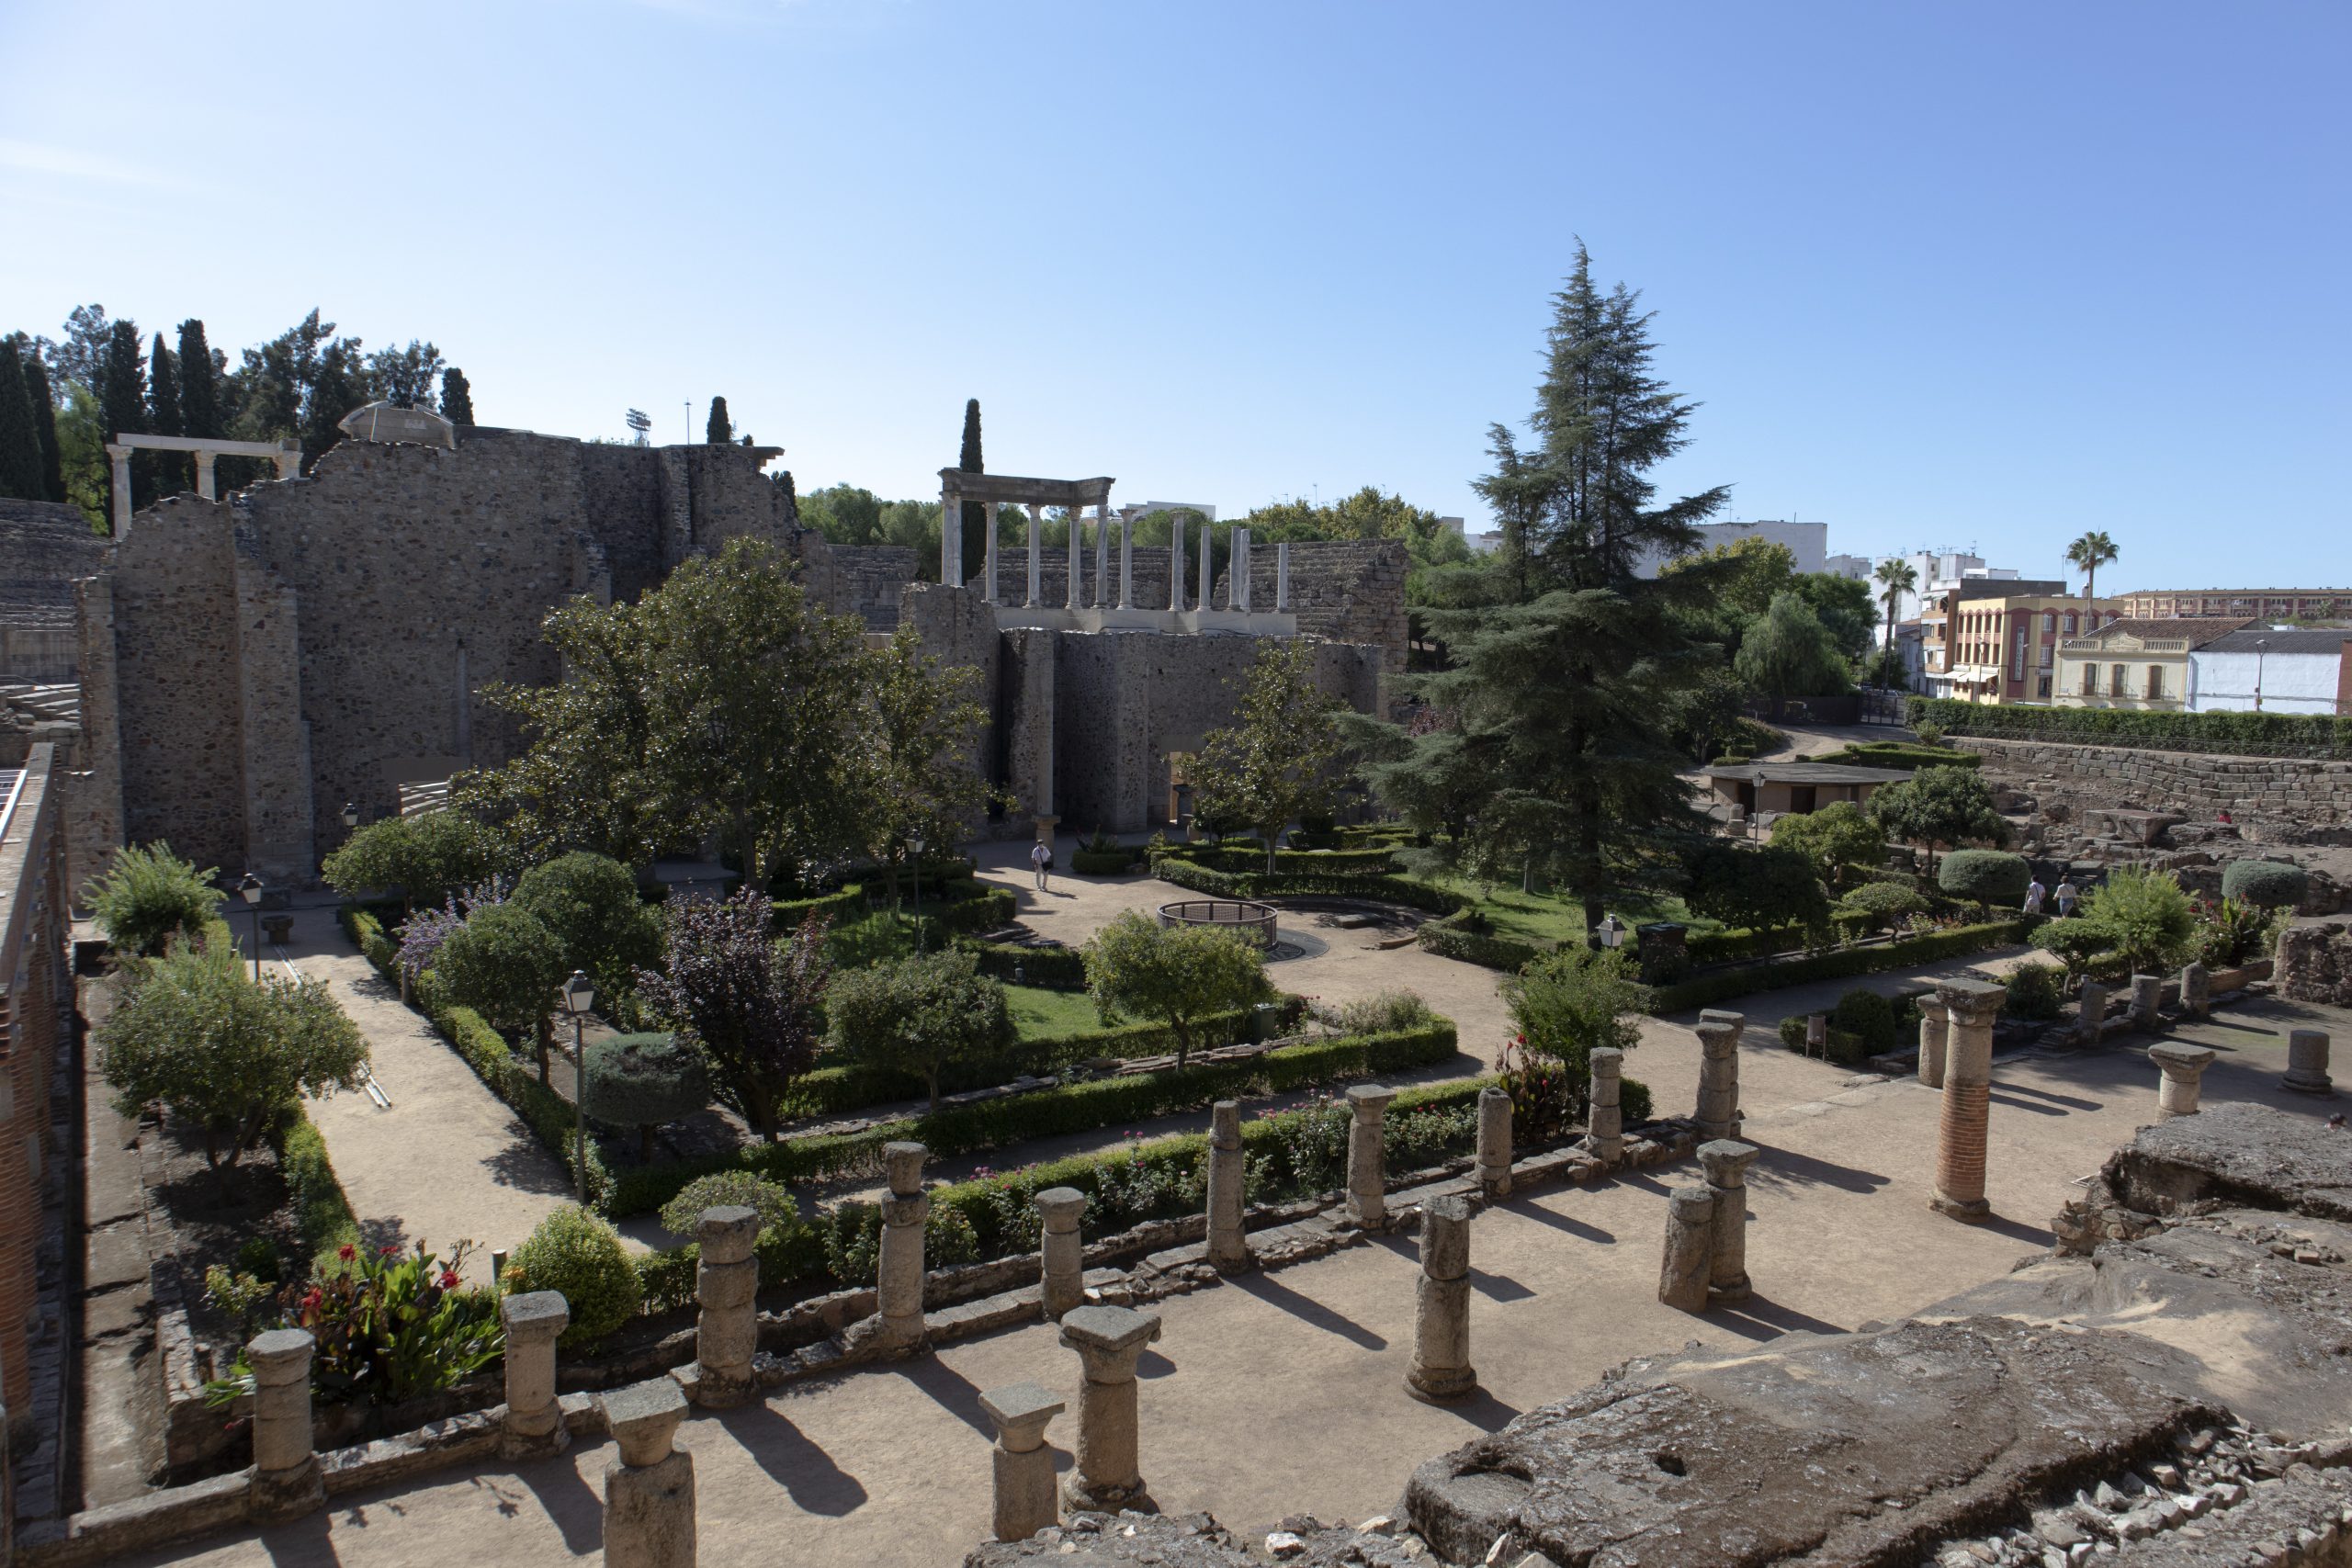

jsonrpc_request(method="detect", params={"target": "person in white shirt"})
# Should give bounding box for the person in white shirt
[2023,877,2047,916]
[2054,878,2079,918]
[1030,840,1051,890]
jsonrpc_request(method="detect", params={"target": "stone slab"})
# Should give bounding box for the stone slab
[2104,1101,2352,1223]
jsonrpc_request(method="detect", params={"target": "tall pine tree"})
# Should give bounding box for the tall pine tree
[706,397,731,445]
[175,320,221,440]
[96,321,147,523]
[300,338,365,473]
[956,397,985,585]
[19,347,65,503]
[146,332,188,496]
[0,344,43,502]
[439,367,474,425]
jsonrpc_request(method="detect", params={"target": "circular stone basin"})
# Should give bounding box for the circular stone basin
[1156,898,1279,951]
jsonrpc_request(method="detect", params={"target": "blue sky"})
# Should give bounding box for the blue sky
[4,1,2344,590]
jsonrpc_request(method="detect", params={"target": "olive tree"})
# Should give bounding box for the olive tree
[1082,909,1274,1070]
[826,949,1014,1112]
[434,902,569,1082]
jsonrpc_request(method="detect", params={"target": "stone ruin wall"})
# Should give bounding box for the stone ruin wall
[0,499,106,682]
[1957,736,2352,828]
[1216,538,1412,670]
[831,546,922,630]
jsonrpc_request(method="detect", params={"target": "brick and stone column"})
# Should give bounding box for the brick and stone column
[1025,509,1041,608]
[2284,1029,2334,1095]
[600,1379,695,1568]
[500,1291,571,1459]
[1204,1100,1250,1274]
[877,1141,928,1349]
[983,500,1001,603]
[2077,980,2109,1045]
[1657,1187,1714,1313]
[1931,977,2007,1223]
[2129,974,2163,1032]
[1916,995,1950,1089]
[1697,1139,1758,1303]
[1059,1304,1162,1511]
[2150,1044,2216,1118]
[247,1328,322,1518]
[2179,961,2211,1020]
[981,1380,1066,1543]
[1587,1048,1624,1166]
[1169,513,1185,611]
[694,1205,760,1406]
[1475,1084,1512,1198]
[1035,1186,1087,1318]
[1693,1010,1745,1140]
[1344,1084,1395,1227]
[1406,1195,1476,1403]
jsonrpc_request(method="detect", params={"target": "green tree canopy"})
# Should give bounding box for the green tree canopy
[849,625,1004,903]
[434,902,569,1078]
[0,341,43,502]
[439,366,475,425]
[176,319,222,440]
[1867,765,2007,874]
[634,891,831,1141]
[320,811,506,913]
[1191,639,1343,871]
[1082,908,1273,1070]
[1769,801,1886,889]
[1502,945,1644,1122]
[85,841,223,955]
[1683,840,1830,932]
[826,948,1014,1112]
[1734,590,1852,705]
[706,396,731,444]
[510,851,662,1003]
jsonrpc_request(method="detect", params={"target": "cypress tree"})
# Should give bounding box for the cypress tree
[439,367,474,425]
[147,333,188,496]
[176,319,221,439]
[96,321,146,524]
[957,398,985,584]
[21,351,64,503]
[0,344,42,501]
[706,397,731,445]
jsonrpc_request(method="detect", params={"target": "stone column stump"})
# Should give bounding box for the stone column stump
[980,1381,1066,1543]
[1344,1084,1396,1227]
[2077,980,2110,1046]
[2284,1029,2335,1095]
[1204,1100,1250,1274]
[1406,1195,1476,1403]
[694,1205,761,1406]
[1588,1047,1624,1167]
[1476,1084,1514,1197]
[2150,1044,2217,1118]
[1931,978,2007,1223]
[1657,1187,1715,1313]
[1058,1304,1163,1512]
[1697,1139,1759,1303]
[2180,961,2211,1021]
[247,1328,323,1519]
[600,1379,695,1568]
[500,1291,571,1460]
[877,1141,929,1350]
[1916,995,1950,1089]
[1693,1010,1745,1140]
[1035,1186,1088,1319]
[2129,974,2163,1032]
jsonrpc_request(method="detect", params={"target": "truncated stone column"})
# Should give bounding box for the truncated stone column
[1657,1187,1714,1313]
[1406,1195,1476,1403]
[2179,961,2211,1021]
[248,1328,323,1518]
[1344,1084,1396,1226]
[877,1141,929,1349]
[1916,995,1950,1089]
[1698,1140,1758,1303]
[601,1379,695,1568]
[694,1205,760,1406]
[1475,1084,1513,1197]
[981,1381,1065,1543]
[2129,974,2163,1032]
[1059,1304,1162,1511]
[500,1291,571,1459]
[2284,1029,2334,1095]
[2077,980,2109,1045]
[1204,1100,1250,1274]
[1693,1010,1745,1140]
[1035,1186,1088,1318]
[2150,1044,2216,1118]
[1587,1048,1623,1167]
[1930,978,2007,1223]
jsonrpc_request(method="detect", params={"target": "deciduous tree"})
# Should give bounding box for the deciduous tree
[1867,765,2007,874]
[1082,909,1272,1071]
[851,626,1005,905]
[634,891,831,1141]
[826,949,1013,1112]
[1734,590,1852,705]
[1191,639,1342,871]
[435,902,569,1082]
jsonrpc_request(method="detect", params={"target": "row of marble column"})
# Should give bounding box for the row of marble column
[941,497,1294,614]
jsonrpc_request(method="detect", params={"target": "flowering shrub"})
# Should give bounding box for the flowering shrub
[1494,1035,1571,1145]
[207,1239,501,1408]
[506,1207,639,1348]
[393,880,508,990]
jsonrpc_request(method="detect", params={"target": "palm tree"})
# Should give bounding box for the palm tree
[1872,557,1918,657]
[2065,531,2119,600]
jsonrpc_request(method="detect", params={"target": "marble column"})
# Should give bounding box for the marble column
[1693,1009,1745,1140]
[1276,541,1291,610]
[2284,1029,2334,1094]
[1035,1186,1088,1319]
[1196,525,1212,612]
[1118,518,1134,608]
[1657,1187,1714,1313]
[247,1328,323,1518]
[1931,977,2007,1222]
[1344,1084,1396,1227]
[500,1291,571,1459]
[1059,1304,1162,1511]
[941,484,961,587]
[1588,1047,1624,1166]
[1095,503,1111,607]
[1204,1100,1250,1274]
[1025,509,1042,608]
[1406,1195,1476,1403]
[2179,961,2211,1021]
[600,1379,695,1568]
[694,1205,760,1407]
[2129,974,2163,1032]
[1170,513,1186,611]
[194,449,218,500]
[272,443,300,480]
[1067,511,1082,610]
[2150,1044,2216,1118]
[2077,980,2109,1045]
[1475,1084,1513,1198]
[106,443,132,538]
[1231,527,1251,611]
[981,1381,1065,1543]
[1698,1139,1758,1303]
[984,500,1001,603]
[876,1141,929,1349]
[1916,995,1950,1089]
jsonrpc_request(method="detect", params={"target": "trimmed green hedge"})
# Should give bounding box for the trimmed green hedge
[1811,742,1982,772]
[1644,919,2034,1013]
[1155,857,1469,914]
[1416,918,1545,971]
[1170,845,1402,877]
[1907,696,2352,760]
[965,940,1089,989]
[771,884,866,928]
[277,1105,361,1266]
[1071,850,1136,876]
[1683,912,1878,965]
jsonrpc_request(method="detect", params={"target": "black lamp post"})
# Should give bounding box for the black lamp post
[341,801,359,830]
[238,873,265,982]
[563,969,594,1205]
[1594,913,1627,954]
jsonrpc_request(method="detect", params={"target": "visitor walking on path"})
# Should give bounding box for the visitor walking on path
[2054,878,2079,918]
[1032,840,1052,890]
[2023,876,2046,916]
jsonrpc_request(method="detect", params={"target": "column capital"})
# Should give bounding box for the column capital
[697,1204,761,1263]
[599,1377,687,1467]
[1916,994,1949,1021]
[105,442,130,461]
[248,1327,313,1382]
[1345,1083,1396,1118]
[980,1380,1065,1453]
[1936,976,2007,1029]
[1210,1100,1240,1149]
[501,1290,571,1345]
[2148,1043,2215,1077]
[884,1140,928,1196]
[1698,1138,1760,1185]
[1034,1185,1087,1228]
[1059,1303,1162,1378]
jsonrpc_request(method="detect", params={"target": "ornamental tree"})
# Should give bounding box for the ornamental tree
[1190,638,1343,872]
[433,902,569,1081]
[1082,909,1273,1070]
[1769,801,1886,890]
[847,626,1007,908]
[1683,841,1829,934]
[826,949,1014,1112]
[633,890,830,1141]
[322,811,505,914]
[512,851,662,1003]
[1867,764,2007,875]
[2075,865,2199,976]
[1937,849,2031,911]
[99,941,368,1197]
[582,1032,709,1161]
[85,840,222,956]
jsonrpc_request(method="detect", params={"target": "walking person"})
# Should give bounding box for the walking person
[1031,838,1051,890]
[2023,875,2047,916]
[2054,876,2079,919]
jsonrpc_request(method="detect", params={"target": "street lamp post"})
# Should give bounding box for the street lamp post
[238,874,265,983]
[563,970,594,1206]
[2255,637,2267,714]
[1595,913,1628,954]
[341,801,359,830]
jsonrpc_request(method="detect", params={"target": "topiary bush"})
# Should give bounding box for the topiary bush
[1843,880,1928,932]
[2220,859,2310,911]
[85,841,224,957]
[584,1032,710,1161]
[513,852,663,1004]
[1937,850,2031,910]
[2003,962,2066,1021]
[505,1205,639,1348]
[656,1170,797,1242]
[1829,987,1900,1052]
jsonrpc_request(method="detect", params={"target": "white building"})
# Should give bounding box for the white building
[2188,628,2349,715]
[1116,501,1217,526]
[1635,519,1827,578]
[1822,553,1872,581]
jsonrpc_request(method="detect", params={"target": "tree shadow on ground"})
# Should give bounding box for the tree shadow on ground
[724,1397,871,1516]
[480,1139,574,1199]
[1704,1293,1846,1342]
[1228,1270,1387,1350]
[1748,1146,1888,1196]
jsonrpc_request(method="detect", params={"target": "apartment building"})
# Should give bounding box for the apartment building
[2053,617,2252,711]
[1917,580,2105,703]
[2119,588,2352,622]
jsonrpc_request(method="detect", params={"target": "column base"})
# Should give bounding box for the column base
[1207,1240,1253,1276]
[2281,1074,2335,1096]
[1406,1365,1478,1404]
[690,1361,758,1409]
[1064,1472,1151,1513]
[1930,1191,1990,1222]
[250,1457,324,1521]
[499,1421,573,1462]
[1477,1167,1512,1199]
[1708,1277,1751,1304]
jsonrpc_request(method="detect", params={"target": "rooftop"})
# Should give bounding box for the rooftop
[2200,628,2352,655]
[2068,615,2254,648]
[1701,761,1915,785]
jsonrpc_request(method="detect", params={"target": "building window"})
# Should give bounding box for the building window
[2064,613,2077,634]
[2041,613,2054,634]
[2111,663,2128,695]
[2038,643,2052,668]
[2037,675,2052,698]
[2082,664,2098,695]
[2147,665,2165,700]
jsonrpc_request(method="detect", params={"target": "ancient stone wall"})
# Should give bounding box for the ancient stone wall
[1959,737,2352,826]
[1215,539,1410,668]
[0,501,106,681]
[832,547,922,629]
[2276,919,2352,1006]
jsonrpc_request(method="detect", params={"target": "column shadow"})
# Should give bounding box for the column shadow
[1986,1082,2102,1111]
[1705,1294,1846,1343]
[1497,1198,1614,1245]
[254,1500,343,1567]
[1749,1147,1888,1195]
[722,1398,871,1516]
[1986,1090,2072,1117]
[1136,1348,1177,1379]
[1445,1386,1523,1433]
[1466,1266,1536,1303]
[1976,1213,2057,1247]
[1228,1270,1387,1350]
[897,1354,997,1440]
[503,1454,605,1555]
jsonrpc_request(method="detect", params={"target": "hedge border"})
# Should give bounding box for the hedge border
[1642,919,2034,1013]
[1153,857,1469,915]
[1909,695,2352,760]
[277,1104,361,1265]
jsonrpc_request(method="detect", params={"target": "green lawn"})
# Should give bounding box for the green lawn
[1006,983,1106,1041]
[1427,876,1719,947]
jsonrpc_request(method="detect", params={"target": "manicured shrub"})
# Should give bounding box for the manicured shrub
[1843,881,1928,931]
[1829,987,1899,1051]
[1417,918,1545,971]
[2077,865,2199,976]
[434,902,568,1067]
[584,1032,710,1161]
[506,1206,638,1348]
[1938,850,2031,909]
[1905,696,2352,761]
[85,841,222,956]
[2220,859,2309,911]
[1643,919,2031,1014]
[1084,908,1274,1070]
[1504,946,1645,1122]
[1330,989,1437,1036]
[2003,962,2066,1021]
[513,852,663,1002]
[2033,916,2117,980]
[321,811,505,912]
[965,939,1089,989]
[1770,802,1888,888]
[827,948,1015,1111]
[656,1170,797,1241]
